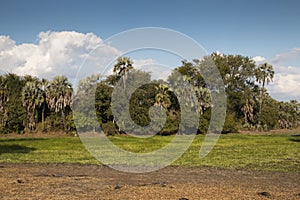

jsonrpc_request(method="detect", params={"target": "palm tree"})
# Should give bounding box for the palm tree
[40,78,49,131]
[22,81,42,132]
[255,63,274,126]
[287,100,300,128]
[292,100,300,122]
[278,101,294,129]
[154,84,171,110]
[241,99,255,126]
[47,76,73,133]
[113,57,134,88]
[194,87,211,115]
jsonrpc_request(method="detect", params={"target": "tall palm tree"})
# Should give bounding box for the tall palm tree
[40,78,49,131]
[113,57,134,88]
[113,57,134,76]
[47,76,73,133]
[255,63,274,126]
[22,81,42,132]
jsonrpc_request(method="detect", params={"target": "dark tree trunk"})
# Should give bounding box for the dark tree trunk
[42,102,45,131]
[258,78,266,129]
[62,106,67,133]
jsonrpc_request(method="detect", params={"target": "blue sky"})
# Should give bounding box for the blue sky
[1,0,299,56]
[0,0,299,101]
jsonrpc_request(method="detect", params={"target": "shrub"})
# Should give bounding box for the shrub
[101,122,119,136]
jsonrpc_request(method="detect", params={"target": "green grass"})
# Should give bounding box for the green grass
[0,134,299,171]
[176,134,300,171]
[0,137,98,164]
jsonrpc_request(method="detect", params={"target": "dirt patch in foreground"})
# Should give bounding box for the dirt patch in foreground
[0,163,299,199]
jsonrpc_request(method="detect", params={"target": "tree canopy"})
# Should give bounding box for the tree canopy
[0,54,299,135]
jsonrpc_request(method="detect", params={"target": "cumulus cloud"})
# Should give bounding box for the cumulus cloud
[1,32,299,101]
[270,48,300,66]
[266,49,300,101]
[252,55,266,63]
[0,31,121,84]
[133,59,176,81]
[133,59,156,69]
[0,36,15,51]
[269,73,300,95]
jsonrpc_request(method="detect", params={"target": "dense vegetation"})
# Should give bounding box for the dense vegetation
[0,53,299,134]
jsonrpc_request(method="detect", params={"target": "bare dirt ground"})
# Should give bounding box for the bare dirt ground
[0,163,299,200]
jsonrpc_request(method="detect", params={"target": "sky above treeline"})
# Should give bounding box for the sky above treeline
[0,0,299,101]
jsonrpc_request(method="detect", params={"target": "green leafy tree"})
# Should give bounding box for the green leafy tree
[168,60,212,133]
[74,74,101,131]
[259,95,279,130]
[0,75,8,131]
[129,82,157,127]
[1,73,26,133]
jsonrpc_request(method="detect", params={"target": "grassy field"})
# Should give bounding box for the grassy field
[0,133,299,171]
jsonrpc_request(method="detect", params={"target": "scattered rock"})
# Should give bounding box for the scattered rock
[17,179,24,184]
[152,181,167,187]
[52,173,64,177]
[179,198,189,200]
[153,181,162,185]
[258,191,271,198]
[34,173,50,177]
[114,183,122,190]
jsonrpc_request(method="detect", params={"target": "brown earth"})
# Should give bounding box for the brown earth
[0,163,299,200]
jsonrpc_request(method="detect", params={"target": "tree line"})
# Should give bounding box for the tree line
[0,53,299,135]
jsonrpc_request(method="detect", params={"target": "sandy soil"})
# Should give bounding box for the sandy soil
[0,163,299,200]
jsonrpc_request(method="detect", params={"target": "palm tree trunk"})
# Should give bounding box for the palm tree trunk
[42,104,45,131]
[258,78,265,128]
[61,106,67,133]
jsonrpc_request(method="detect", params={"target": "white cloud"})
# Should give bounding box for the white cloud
[266,49,300,101]
[270,48,300,66]
[133,59,173,81]
[1,32,299,101]
[0,36,15,51]
[133,59,156,69]
[0,31,121,84]
[252,55,266,63]
[268,73,300,99]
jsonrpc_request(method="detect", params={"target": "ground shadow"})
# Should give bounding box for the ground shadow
[289,138,300,142]
[289,134,300,142]
[0,138,48,142]
[0,144,36,154]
